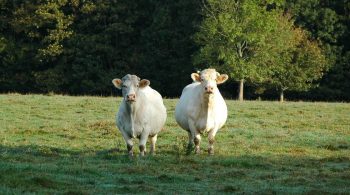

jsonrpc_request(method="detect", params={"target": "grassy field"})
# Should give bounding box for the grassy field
[0,94,349,194]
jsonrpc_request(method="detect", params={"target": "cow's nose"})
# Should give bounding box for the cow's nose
[205,86,214,93]
[127,94,136,101]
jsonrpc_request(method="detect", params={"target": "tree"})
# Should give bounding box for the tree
[285,0,350,101]
[138,0,202,97]
[0,0,41,93]
[0,0,348,100]
[51,0,155,94]
[269,27,328,102]
[193,0,282,101]
[10,0,75,59]
[262,13,328,102]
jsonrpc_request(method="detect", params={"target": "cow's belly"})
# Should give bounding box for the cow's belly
[133,125,143,137]
[133,120,163,137]
[196,117,215,133]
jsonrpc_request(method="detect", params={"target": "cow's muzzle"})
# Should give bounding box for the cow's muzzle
[205,86,214,94]
[126,94,136,102]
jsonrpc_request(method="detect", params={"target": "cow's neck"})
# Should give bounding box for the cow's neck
[125,99,141,138]
[200,92,215,124]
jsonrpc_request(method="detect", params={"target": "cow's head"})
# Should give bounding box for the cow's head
[112,74,150,103]
[191,69,228,94]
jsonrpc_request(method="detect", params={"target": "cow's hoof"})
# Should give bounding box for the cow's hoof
[139,152,145,157]
[186,144,194,155]
[195,148,201,154]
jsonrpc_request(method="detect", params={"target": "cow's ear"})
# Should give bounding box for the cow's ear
[112,79,122,89]
[216,74,228,84]
[139,79,150,88]
[191,73,201,82]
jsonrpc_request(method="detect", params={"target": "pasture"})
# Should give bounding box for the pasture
[0,94,349,194]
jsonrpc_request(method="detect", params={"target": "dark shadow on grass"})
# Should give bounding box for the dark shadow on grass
[0,144,82,157]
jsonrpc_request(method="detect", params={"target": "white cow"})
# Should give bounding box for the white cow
[175,69,228,155]
[112,74,166,156]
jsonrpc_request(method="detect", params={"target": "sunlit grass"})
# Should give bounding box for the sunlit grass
[0,94,349,194]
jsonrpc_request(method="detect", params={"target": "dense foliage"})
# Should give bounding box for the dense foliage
[0,0,349,100]
[193,0,328,101]
[283,0,350,101]
[194,0,283,101]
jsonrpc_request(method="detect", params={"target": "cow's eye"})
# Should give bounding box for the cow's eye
[136,84,139,88]
[122,85,127,88]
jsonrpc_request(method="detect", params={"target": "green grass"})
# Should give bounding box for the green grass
[1,94,349,194]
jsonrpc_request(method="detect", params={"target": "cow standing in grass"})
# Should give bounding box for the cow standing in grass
[112,74,166,156]
[175,69,228,155]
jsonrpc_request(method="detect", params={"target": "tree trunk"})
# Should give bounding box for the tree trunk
[280,90,284,103]
[238,79,244,102]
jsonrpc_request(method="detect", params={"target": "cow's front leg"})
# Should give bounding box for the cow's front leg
[139,132,149,156]
[194,132,201,154]
[120,130,134,157]
[208,129,218,155]
[189,120,201,154]
[126,139,134,157]
[186,131,194,154]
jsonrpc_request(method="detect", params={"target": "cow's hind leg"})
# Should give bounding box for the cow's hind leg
[150,134,157,155]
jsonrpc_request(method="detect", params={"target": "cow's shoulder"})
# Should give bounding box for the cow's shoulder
[183,82,200,91]
[140,86,161,100]
[180,82,201,98]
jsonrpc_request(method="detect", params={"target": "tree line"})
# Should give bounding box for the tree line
[0,0,349,101]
